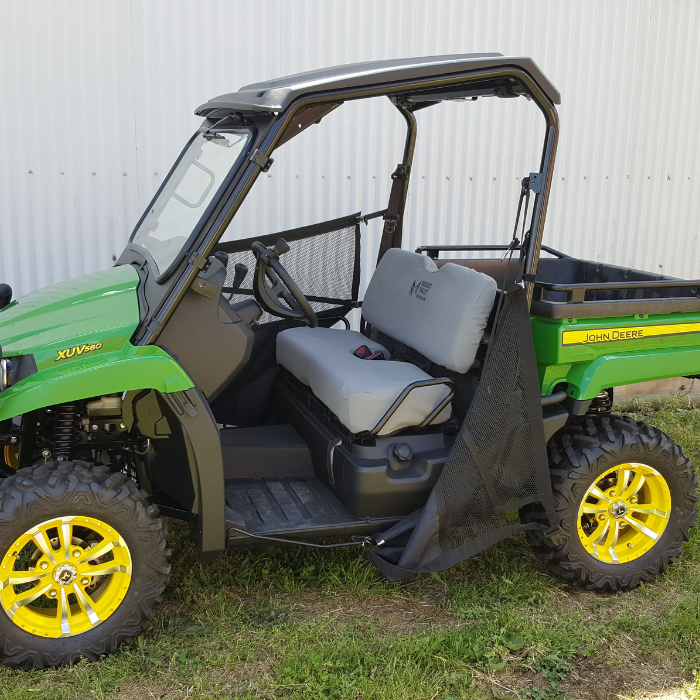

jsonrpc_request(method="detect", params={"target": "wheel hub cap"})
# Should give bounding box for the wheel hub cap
[53,563,78,586]
[0,516,133,638]
[577,462,672,564]
[610,501,628,519]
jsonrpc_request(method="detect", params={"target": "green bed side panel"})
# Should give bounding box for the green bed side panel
[532,311,700,400]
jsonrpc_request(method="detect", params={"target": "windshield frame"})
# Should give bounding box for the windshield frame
[129,126,255,283]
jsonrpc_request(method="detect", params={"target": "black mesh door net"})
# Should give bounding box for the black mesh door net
[214,213,361,324]
[366,286,556,581]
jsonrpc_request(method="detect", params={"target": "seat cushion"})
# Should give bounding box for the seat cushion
[277,327,451,435]
[362,248,497,373]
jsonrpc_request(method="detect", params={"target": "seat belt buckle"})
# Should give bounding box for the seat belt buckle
[353,345,385,360]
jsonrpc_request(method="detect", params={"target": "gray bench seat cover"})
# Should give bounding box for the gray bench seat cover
[276,248,496,435]
[362,249,497,373]
[276,327,451,435]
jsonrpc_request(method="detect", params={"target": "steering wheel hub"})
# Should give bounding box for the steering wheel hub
[251,238,318,327]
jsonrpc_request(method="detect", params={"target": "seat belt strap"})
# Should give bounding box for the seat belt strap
[377,164,411,263]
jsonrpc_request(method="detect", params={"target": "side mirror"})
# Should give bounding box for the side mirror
[0,284,12,310]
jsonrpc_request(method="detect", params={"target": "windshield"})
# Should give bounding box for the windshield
[131,130,251,275]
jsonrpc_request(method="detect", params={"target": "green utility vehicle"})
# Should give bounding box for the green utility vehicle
[0,54,697,669]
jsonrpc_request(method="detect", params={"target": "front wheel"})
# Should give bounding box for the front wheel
[521,415,698,591]
[0,462,170,669]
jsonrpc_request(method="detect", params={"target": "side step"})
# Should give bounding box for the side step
[225,476,398,545]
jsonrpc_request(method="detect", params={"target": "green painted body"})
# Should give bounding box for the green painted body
[0,265,193,421]
[532,311,700,400]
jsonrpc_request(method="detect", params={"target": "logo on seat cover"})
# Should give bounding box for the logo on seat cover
[409,280,432,301]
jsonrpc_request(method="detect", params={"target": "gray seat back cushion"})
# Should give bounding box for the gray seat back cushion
[362,249,497,373]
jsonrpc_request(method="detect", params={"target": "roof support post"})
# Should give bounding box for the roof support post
[523,116,559,308]
[377,99,417,263]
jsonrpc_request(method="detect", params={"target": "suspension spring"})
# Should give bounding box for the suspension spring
[53,404,79,460]
[587,388,613,415]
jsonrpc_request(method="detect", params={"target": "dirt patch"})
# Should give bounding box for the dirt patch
[264,590,458,632]
[561,655,686,700]
[469,656,686,700]
[108,662,276,699]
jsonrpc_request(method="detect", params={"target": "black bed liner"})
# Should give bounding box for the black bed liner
[417,245,700,319]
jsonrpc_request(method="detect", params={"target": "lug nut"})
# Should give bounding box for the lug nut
[630,497,638,504]
[627,543,634,548]
[610,491,617,497]
[72,550,81,558]
[598,514,606,521]
[40,561,49,570]
[48,589,57,598]
[80,577,89,586]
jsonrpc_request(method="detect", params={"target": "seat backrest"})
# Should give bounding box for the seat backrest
[362,248,497,373]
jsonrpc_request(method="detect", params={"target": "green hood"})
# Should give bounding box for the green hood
[0,265,141,371]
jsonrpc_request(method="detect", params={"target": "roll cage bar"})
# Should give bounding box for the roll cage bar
[135,54,560,346]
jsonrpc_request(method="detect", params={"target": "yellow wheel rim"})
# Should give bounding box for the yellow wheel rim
[0,516,132,638]
[3,445,19,470]
[577,463,672,564]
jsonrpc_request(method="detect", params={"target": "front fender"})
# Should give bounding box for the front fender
[0,344,194,421]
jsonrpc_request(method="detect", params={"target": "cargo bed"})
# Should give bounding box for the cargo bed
[418,245,700,319]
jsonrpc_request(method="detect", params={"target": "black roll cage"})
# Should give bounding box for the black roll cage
[136,64,559,347]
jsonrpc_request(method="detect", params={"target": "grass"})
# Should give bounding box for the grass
[2,399,700,699]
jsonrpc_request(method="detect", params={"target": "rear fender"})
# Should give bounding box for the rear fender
[549,346,700,400]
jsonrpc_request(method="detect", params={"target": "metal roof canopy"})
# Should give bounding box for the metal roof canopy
[195,53,561,117]
[139,52,561,345]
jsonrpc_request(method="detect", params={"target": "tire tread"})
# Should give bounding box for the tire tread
[522,415,698,592]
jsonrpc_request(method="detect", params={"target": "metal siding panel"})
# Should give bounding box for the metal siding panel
[0,0,698,299]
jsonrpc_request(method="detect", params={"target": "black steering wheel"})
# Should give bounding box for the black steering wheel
[251,239,318,327]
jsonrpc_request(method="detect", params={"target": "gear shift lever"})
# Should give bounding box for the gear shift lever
[231,263,248,291]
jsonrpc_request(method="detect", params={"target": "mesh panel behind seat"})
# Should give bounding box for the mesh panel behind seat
[439,296,542,551]
[367,285,555,581]
[215,214,361,324]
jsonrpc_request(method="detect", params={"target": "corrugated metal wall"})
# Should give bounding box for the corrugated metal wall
[1,0,699,298]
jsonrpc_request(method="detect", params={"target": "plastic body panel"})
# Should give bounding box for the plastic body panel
[333,434,448,518]
[162,389,225,555]
[224,476,400,545]
[157,258,255,401]
[0,265,141,368]
[274,375,450,518]
[220,425,314,479]
[532,311,700,400]
[0,265,194,420]
[196,53,561,115]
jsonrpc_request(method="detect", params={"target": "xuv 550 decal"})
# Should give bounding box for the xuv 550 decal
[562,322,700,346]
[55,342,104,361]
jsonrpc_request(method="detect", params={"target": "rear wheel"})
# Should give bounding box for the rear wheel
[0,461,170,669]
[521,415,698,591]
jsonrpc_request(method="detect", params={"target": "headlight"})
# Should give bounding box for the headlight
[0,358,15,392]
